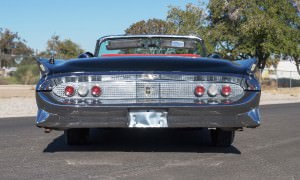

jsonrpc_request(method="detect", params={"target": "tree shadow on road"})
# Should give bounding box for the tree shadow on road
[43,128,241,154]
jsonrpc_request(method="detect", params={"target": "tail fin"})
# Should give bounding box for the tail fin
[35,58,52,77]
[234,58,258,75]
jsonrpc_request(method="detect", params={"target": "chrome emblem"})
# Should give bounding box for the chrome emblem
[145,86,152,95]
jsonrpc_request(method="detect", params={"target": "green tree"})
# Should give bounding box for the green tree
[39,35,84,59]
[207,0,300,70]
[167,3,206,35]
[0,28,39,84]
[0,28,33,67]
[166,3,213,52]
[290,0,300,73]
[125,4,210,52]
[125,18,175,35]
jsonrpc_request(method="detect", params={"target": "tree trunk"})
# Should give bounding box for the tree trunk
[295,57,300,75]
[258,58,267,69]
[256,48,269,70]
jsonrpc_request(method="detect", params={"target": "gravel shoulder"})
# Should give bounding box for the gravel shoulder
[0,85,300,118]
[260,88,300,105]
[0,85,36,118]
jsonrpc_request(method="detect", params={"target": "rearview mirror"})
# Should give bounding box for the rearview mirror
[78,52,94,58]
[208,53,222,59]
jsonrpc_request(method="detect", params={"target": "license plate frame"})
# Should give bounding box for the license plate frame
[128,110,168,128]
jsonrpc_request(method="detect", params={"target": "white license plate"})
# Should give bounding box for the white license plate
[128,110,168,128]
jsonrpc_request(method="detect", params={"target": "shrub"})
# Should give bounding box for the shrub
[14,64,39,84]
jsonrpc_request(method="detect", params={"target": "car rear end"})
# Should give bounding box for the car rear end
[35,35,261,146]
[36,71,260,129]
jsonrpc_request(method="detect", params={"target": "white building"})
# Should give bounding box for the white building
[0,67,17,77]
[263,60,300,80]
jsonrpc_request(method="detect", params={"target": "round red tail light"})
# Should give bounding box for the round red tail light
[194,85,205,97]
[91,86,101,97]
[65,86,75,97]
[221,85,231,97]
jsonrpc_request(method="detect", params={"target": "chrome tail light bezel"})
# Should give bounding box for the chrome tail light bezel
[37,72,258,105]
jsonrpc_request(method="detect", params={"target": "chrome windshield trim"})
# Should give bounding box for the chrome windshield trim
[97,35,203,42]
[94,34,205,57]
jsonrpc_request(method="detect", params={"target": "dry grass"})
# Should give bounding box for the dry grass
[262,87,300,97]
[0,85,35,98]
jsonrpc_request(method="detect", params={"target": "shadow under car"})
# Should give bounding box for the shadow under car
[43,128,241,154]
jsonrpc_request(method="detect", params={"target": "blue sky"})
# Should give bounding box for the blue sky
[0,0,205,52]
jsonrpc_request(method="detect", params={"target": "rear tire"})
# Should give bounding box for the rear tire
[64,128,89,146]
[211,128,235,147]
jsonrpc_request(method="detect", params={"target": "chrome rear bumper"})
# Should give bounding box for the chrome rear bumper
[36,91,261,130]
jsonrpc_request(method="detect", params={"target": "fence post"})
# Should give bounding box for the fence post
[289,71,292,88]
[276,69,278,89]
[259,69,262,89]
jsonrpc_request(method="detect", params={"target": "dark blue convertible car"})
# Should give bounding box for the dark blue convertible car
[35,35,261,146]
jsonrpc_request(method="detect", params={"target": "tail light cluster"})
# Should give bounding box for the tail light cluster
[194,84,232,97]
[64,85,102,97]
[39,74,251,105]
[63,83,236,100]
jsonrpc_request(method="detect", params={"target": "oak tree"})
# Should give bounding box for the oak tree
[39,35,84,59]
[207,0,300,70]
[125,18,175,35]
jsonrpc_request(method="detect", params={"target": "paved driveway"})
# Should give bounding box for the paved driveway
[0,103,299,180]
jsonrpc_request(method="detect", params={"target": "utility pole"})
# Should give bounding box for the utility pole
[0,50,2,68]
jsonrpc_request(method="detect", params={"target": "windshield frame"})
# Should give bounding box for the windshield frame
[94,35,207,57]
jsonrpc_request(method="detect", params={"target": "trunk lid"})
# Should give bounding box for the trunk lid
[37,56,256,75]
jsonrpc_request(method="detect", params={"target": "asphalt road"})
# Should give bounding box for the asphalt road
[0,103,299,180]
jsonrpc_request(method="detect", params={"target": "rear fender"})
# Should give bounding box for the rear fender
[35,57,65,77]
[234,58,258,75]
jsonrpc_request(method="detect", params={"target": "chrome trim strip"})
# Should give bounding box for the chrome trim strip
[97,35,203,42]
[51,81,244,100]
[42,74,245,103]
